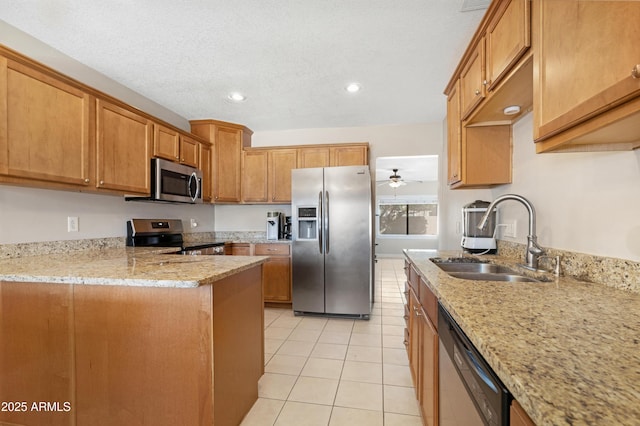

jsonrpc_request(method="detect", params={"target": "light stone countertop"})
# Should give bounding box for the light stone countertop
[0,247,268,288]
[403,249,640,426]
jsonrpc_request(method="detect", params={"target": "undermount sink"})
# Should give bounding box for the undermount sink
[432,258,541,283]
[435,263,515,274]
[447,272,540,283]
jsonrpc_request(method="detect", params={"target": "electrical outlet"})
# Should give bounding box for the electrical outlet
[67,216,79,232]
[502,220,516,238]
[190,218,198,228]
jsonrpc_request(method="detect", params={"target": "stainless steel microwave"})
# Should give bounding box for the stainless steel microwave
[126,158,203,204]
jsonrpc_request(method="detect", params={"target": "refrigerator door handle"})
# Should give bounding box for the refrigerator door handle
[318,191,323,254]
[325,191,330,254]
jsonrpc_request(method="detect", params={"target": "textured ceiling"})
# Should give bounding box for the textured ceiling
[0,1,486,132]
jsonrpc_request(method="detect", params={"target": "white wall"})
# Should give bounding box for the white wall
[0,186,215,244]
[0,20,190,131]
[489,113,640,261]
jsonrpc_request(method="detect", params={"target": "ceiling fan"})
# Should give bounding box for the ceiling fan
[385,169,407,188]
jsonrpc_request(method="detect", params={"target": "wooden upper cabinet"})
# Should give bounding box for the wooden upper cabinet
[534,0,640,152]
[446,80,462,185]
[153,124,180,162]
[242,149,269,203]
[190,120,251,203]
[0,56,91,187]
[96,99,152,194]
[199,142,213,202]
[460,39,486,120]
[153,125,199,167]
[179,134,199,168]
[298,146,330,168]
[485,0,530,91]
[269,149,297,203]
[330,144,369,166]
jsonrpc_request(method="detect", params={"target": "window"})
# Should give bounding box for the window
[377,196,438,237]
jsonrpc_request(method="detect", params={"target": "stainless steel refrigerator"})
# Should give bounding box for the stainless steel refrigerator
[291,166,373,318]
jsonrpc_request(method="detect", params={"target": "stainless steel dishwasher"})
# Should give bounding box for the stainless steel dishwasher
[438,303,511,426]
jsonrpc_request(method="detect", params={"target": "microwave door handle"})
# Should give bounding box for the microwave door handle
[188,172,199,202]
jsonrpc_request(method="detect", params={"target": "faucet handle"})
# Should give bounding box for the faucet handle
[539,255,561,277]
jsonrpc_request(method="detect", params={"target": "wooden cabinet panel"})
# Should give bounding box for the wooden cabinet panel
[419,308,438,426]
[0,282,74,426]
[153,124,180,162]
[199,142,213,201]
[0,57,91,187]
[231,243,252,256]
[262,256,292,302]
[408,289,420,391]
[96,99,152,194]
[298,146,330,168]
[486,0,530,91]
[179,134,199,168]
[460,39,486,120]
[446,80,462,185]
[74,284,214,426]
[215,126,243,202]
[511,399,535,426]
[242,149,269,202]
[255,243,292,303]
[534,0,640,140]
[330,145,368,166]
[268,149,297,203]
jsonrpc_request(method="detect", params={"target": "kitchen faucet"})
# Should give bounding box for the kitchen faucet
[477,194,545,270]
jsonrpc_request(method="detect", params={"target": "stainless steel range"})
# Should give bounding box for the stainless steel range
[126,219,225,255]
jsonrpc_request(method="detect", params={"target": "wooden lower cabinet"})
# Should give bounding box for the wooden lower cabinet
[407,275,439,426]
[0,266,264,426]
[254,243,292,303]
[511,399,535,426]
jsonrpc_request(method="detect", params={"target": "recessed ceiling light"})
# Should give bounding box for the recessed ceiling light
[228,92,246,102]
[345,83,361,93]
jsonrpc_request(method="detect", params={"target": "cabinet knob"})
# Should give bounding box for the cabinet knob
[84,178,90,183]
[482,80,488,86]
[99,180,104,185]
[632,64,640,79]
[474,89,481,96]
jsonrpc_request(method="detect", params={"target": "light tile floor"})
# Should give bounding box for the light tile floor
[241,258,423,426]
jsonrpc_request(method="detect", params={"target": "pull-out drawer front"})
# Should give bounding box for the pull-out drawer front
[254,243,290,256]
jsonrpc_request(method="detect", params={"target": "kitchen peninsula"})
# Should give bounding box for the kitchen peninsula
[0,248,267,426]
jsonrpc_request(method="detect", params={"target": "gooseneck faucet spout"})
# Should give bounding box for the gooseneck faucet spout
[477,194,544,270]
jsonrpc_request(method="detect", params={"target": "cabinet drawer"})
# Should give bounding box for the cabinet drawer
[254,244,290,256]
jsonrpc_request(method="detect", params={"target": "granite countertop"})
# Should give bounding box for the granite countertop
[0,247,268,288]
[404,249,640,426]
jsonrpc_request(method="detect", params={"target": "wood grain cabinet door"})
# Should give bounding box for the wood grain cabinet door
[460,39,486,120]
[485,0,530,91]
[214,126,242,202]
[199,142,213,201]
[329,145,368,166]
[242,149,269,203]
[446,80,462,185]
[96,99,152,194]
[268,149,297,203]
[0,57,91,187]
[534,0,640,141]
[179,134,199,167]
[153,124,180,162]
[298,146,330,168]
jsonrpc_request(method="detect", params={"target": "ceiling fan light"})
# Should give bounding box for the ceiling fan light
[346,83,361,93]
[389,181,403,188]
[228,92,246,102]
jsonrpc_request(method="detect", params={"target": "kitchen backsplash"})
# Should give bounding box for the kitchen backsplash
[498,240,640,293]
